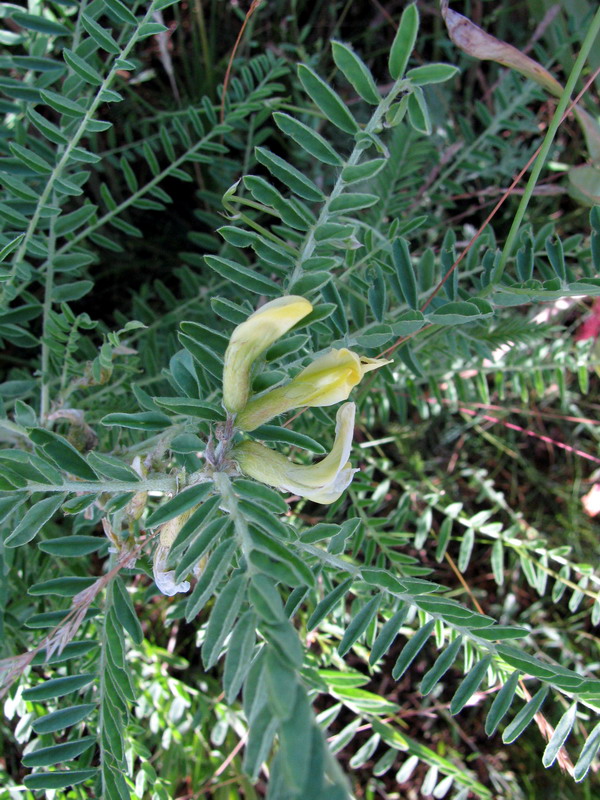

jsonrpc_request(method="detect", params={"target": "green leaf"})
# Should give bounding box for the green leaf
[22,673,94,701]
[392,620,435,680]
[81,14,120,53]
[100,411,172,430]
[154,397,225,421]
[202,574,247,668]
[5,494,66,548]
[112,576,144,645]
[205,255,281,296]
[29,428,99,480]
[329,192,379,213]
[251,424,326,454]
[574,721,600,782]
[392,237,418,309]
[369,606,409,666]
[389,3,419,80]
[52,280,94,302]
[22,736,95,767]
[137,22,168,38]
[24,770,97,791]
[299,523,340,544]
[485,669,520,736]
[105,0,137,24]
[31,704,96,734]
[265,647,298,719]
[180,533,236,615]
[40,88,87,117]
[224,610,257,702]
[63,48,103,84]
[167,496,222,562]
[430,301,483,325]
[502,687,549,744]
[496,645,557,679]
[12,11,70,36]
[407,63,459,85]
[255,146,324,202]
[234,479,289,514]
[407,87,431,135]
[28,577,97,596]
[297,64,359,135]
[331,41,380,105]
[307,578,353,630]
[421,636,463,695]
[86,451,141,482]
[458,527,474,572]
[9,142,53,174]
[32,641,98,666]
[0,233,25,263]
[341,158,386,184]
[244,175,311,230]
[542,703,577,767]
[145,482,213,528]
[273,112,343,166]
[338,595,381,657]
[450,655,492,715]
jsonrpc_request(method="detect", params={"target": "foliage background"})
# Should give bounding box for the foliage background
[0,0,599,798]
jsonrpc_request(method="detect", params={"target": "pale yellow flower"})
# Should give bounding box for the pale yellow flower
[236,347,391,431]
[222,295,313,414]
[232,402,358,504]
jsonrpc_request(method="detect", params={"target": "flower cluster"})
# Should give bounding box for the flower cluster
[224,295,390,505]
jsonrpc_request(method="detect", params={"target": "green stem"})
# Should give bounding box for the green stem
[494,6,600,282]
[26,477,178,494]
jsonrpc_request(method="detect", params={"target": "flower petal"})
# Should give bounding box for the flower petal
[237,348,391,431]
[153,544,191,596]
[233,403,358,505]
[222,295,313,414]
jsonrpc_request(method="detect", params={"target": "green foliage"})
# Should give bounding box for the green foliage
[1,1,599,799]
